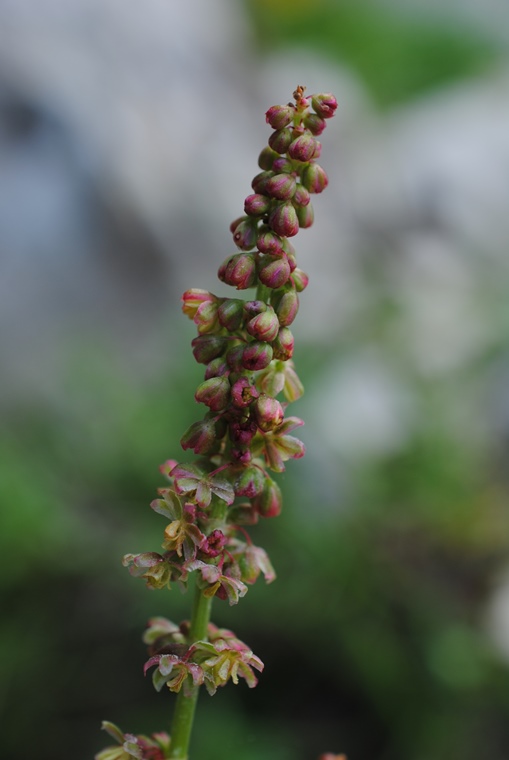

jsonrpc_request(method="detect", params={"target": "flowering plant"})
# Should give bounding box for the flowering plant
[97,86,338,760]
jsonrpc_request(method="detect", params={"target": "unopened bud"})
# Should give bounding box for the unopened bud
[275,289,299,326]
[295,201,314,228]
[253,394,284,432]
[195,375,230,412]
[272,157,294,174]
[204,356,229,380]
[272,327,294,360]
[193,299,220,333]
[311,92,338,119]
[301,163,328,194]
[180,418,217,454]
[265,173,297,201]
[257,229,284,256]
[288,133,318,162]
[258,255,291,289]
[234,464,265,498]
[218,253,257,289]
[265,104,295,130]
[251,171,275,194]
[303,112,326,135]
[268,202,299,237]
[226,343,246,372]
[291,267,309,292]
[242,341,273,371]
[246,307,280,342]
[293,184,310,207]
[268,128,294,154]
[192,335,227,364]
[252,477,282,518]
[232,218,258,250]
[217,298,245,331]
[244,193,272,217]
[182,289,216,319]
[258,146,280,170]
[243,300,267,318]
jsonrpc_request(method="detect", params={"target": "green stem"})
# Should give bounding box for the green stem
[168,581,213,760]
[256,281,271,304]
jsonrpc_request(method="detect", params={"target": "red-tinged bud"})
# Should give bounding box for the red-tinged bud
[296,201,314,228]
[232,218,258,251]
[242,341,273,371]
[258,145,280,170]
[192,335,227,364]
[312,141,322,159]
[253,394,284,432]
[265,104,295,130]
[244,193,272,217]
[292,267,309,291]
[243,300,267,318]
[303,112,326,135]
[265,173,297,201]
[205,356,230,380]
[272,327,294,360]
[217,298,245,331]
[200,529,227,557]
[219,253,257,289]
[268,202,299,237]
[195,375,230,411]
[246,307,280,342]
[281,237,296,255]
[275,289,299,326]
[226,343,246,372]
[252,477,282,518]
[182,289,216,319]
[268,128,293,154]
[258,255,291,289]
[288,133,318,162]
[229,216,244,234]
[231,376,259,408]
[301,163,328,194]
[272,157,294,174]
[234,464,265,498]
[251,170,274,194]
[257,229,284,256]
[293,184,310,207]
[287,253,297,272]
[194,299,220,334]
[229,419,258,446]
[231,447,252,464]
[180,418,217,454]
[311,92,338,119]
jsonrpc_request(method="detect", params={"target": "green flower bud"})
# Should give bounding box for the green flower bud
[268,128,293,154]
[265,173,297,201]
[217,298,245,331]
[218,253,257,289]
[246,307,280,342]
[253,394,284,432]
[192,335,227,364]
[272,327,294,360]
[295,200,314,228]
[301,162,328,193]
[205,356,230,379]
[293,184,310,207]
[268,202,299,237]
[182,289,216,319]
[291,267,309,292]
[251,170,275,194]
[258,145,280,170]
[303,112,326,135]
[242,341,273,371]
[232,218,258,250]
[180,418,217,454]
[272,157,294,174]
[275,288,299,326]
[244,193,272,217]
[258,255,291,289]
[252,477,282,518]
[257,229,285,255]
[265,104,295,130]
[195,375,230,411]
[311,92,338,119]
[288,133,318,162]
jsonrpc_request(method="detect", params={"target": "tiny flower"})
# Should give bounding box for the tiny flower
[253,394,284,432]
[191,335,228,364]
[295,201,315,228]
[272,157,294,174]
[258,145,280,170]
[274,288,299,326]
[195,375,230,411]
[292,183,310,207]
[303,112,326,135]
[241,341,273,371]
[231,218,258,251]
[268,127,294,154]
[233,464,265,498]
[291,267,309,292]
[231,376,259,408]
[243,299,267,318]
[258,255,291,289]
[272,326,294,361]
[265,173,297,201]
[301,162,328,193]
[218,252,257,289]
[288,133,318,162]
[311,92,338,119]
[256,229,285,255]
[244,193,272,217]
[265,103,295,130]
[217,298,245,331]
[252,476,283,518]
[193,299,220,334]
[180,418,217,454]
[268,202,299,237]
[251,170,275,194]
[246,308,280,342]
[181,289,216,319]
[225,342,246,372]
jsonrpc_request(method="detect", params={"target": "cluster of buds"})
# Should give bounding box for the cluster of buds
[97,88,337,760]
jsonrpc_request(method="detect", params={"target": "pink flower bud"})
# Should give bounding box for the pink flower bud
[295,201,315,228]
[311,92,338,119]
[252,477,282,518]
[226,343,246,372]
[293,184,310,207]
[288,134,318,162]
[218,253,257,289]
[217,298,245,331]
[265,173,297,201]
[253,394,284,432]
[301,163,328,194]
[244,193,272,217]
[231,377,259,408]
[268,202,299,237]
[204,357,229,379]
[281,237,295,255]
[275,289,299,326]
[242,341,273,371]
[195,375,230,411]
[272,157,294,174]
[229,419,258,446]
[258,146,280,170]
[272,327,294,360]
[231,447,252,465]
[303,112,326,135]
[291,267,309,292]
[234,464,265,498]
[257,229,284,256]
[258,255,291,289]
[229,216,244,234]
[251,171,274,194]
[265,104,295,130]
[268,128,294,155]
[193,299,219,334]
[287,253,297,272]
[243,300,267,318]
[192,335,227,364]
[180,418,217,454]
[246,308,280,342]
[232,219,258,251]
[182,289,216,319]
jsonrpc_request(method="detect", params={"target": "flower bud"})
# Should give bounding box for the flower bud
[303,112,326,135]
[243,300,267,318]
[275,289,299,326]
[195,375,230,411]
[242,341,273,371]
[265,104,295,130]
[231,447,252,465]
[281,237,295,255]
[192,335,227,364]
[244,193,272,217]
[229,419,258,446]
[253,394,284,432]
[231,377,259,408]
[311,92,338,119]
[232,218,258,250]
[205,356,229,379]
[295,201,314,228]
[288,133,318,162]
[252,477,282,518]
[265,173,297,201]
[182,289,216,319]
[217,298,245,331]
[268,128,293,154]
[293,184,310,207]
[218,253,257,289]
[251,171,274,194]
[180,418,217,454]
[301,163,328,194]
[193,299,219,333]
[258,255,291,289]
[268,202,299,237]
[291,267,309,292]
[258,146,280,170]
[234,464,265,498]
[272,327,294,360]
[226,343,246,372]
[257,229,284,256]
[246,308,280,342]
[272,157,294,174]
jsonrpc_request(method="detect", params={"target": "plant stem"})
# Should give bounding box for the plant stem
[256,281,271,303]
[168,581,213,760]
